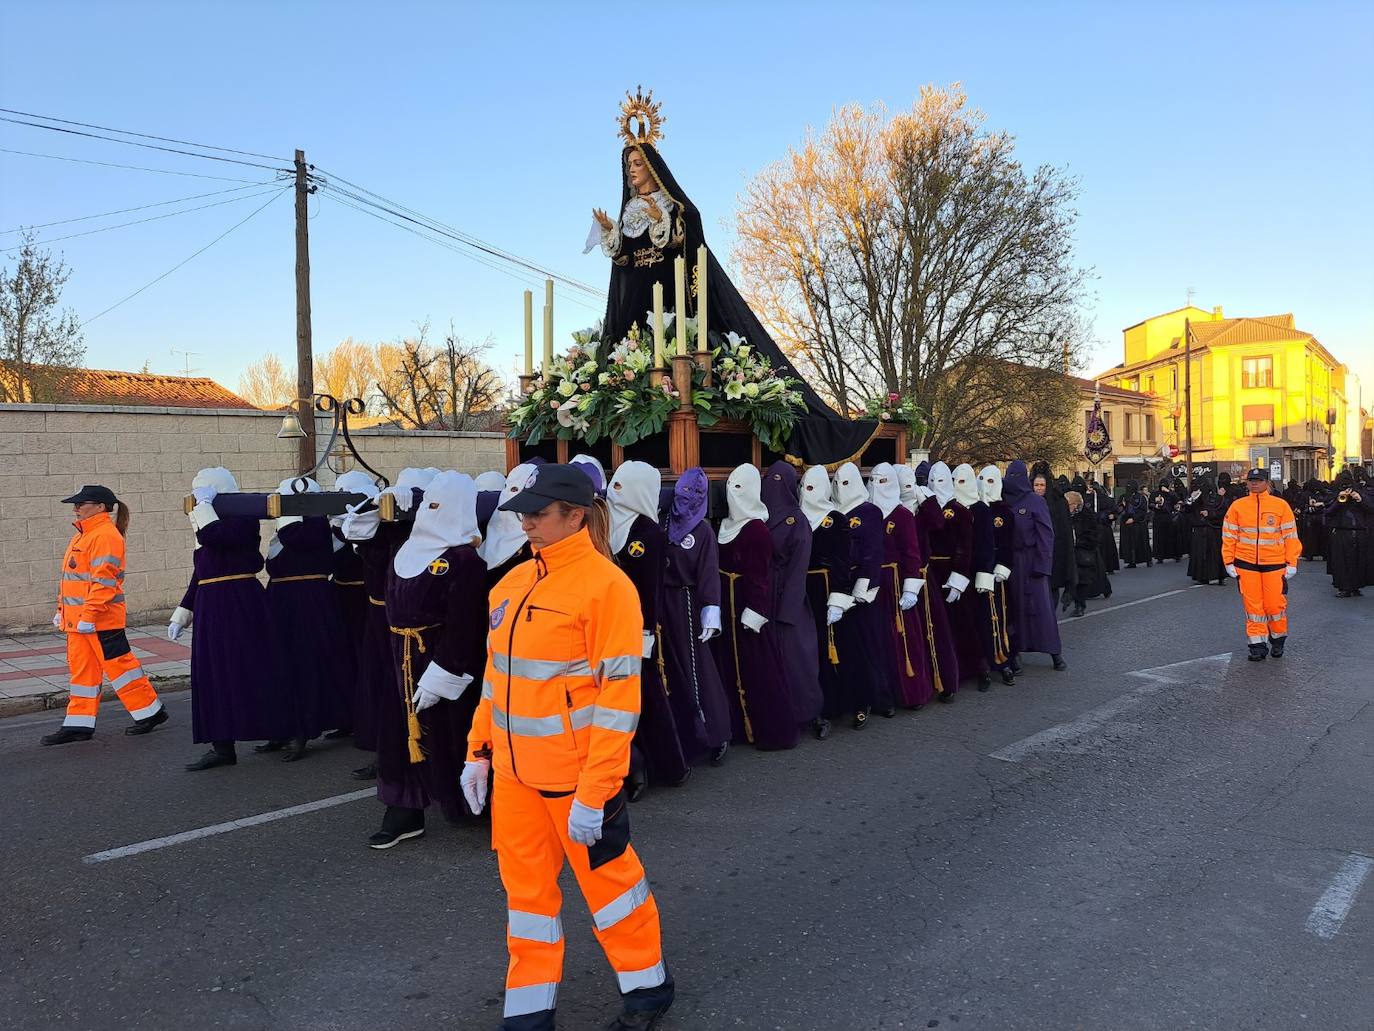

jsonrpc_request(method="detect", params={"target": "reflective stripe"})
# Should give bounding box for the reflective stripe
[112,593,126,605]
[90,554,123,570]
[503,982,558,1018]
[110,666,146,691]
[129,699,162,721]
[1280,521,1296,530]
[1221,531,1238,540]
[62,572,90,582]
[595,654,640,683]
[481,679,494,701]
[491,705,566,738]
[1266,613,1285,622]
[1248,635,1268,644]
[68,682,101,699]
[63,714,96,729]
[616,961,667,994]
[1246,612,1267,622]
[507,910,563,944]
[492,651,593,681]
[92,576,121,588]
[591,705,639,734]
[593,877,651,931]
[61,595,84,606]
[569,705,594,731]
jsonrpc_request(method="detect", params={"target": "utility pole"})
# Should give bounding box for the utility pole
[294,148,316,475]
[1183,317,1194,490]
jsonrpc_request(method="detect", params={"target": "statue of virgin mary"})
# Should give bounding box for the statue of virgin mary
[587,88,878,467]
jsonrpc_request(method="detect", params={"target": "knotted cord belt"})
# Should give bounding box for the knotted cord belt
[333,579,364,587]
[881,562,916,677]
[992,582,1011,663]
[389,623,439,763]
[722,571,754,744]
[918,564,945,695]
[806,569,840,666]
[198,573,256,586]
[269,574,330,584]
[368,597,386,607]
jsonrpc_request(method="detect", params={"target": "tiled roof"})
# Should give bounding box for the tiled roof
[1069,374,1154,401]
[1189,315,1310,347]
[47,368,257,409]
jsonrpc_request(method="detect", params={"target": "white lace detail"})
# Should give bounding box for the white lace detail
[620,190,674,243]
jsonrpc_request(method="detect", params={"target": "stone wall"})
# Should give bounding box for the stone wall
[0,403,506,631]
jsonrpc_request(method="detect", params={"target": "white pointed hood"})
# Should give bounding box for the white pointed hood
[278,476,321,496]
[607,461,661,554]
[929,462,955,506]
[832,462,869,515]
[977,465,1004,503]
[474,471,506,492]
[394,471,480,579]
[895,465,919,514]
[192,467,238,494]
[333,470,380,500]
[478,463,535,569]
[800,465,836,530]
[719,464,769,545]
[953,464,980,507]
[867,462,903,518]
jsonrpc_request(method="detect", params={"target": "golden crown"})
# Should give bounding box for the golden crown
[618,85,665,147]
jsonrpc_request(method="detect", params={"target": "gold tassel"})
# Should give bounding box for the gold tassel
[887,562,916,677]
[390,623,439,765]
[407,712,424,762]
[827,628,840,667]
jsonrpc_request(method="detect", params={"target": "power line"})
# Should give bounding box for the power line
[81,188,289,327]
[1,182,281,235]
[0,146,271,183]
[0,107,291,163]
[2,187,288,251]
[0,115,288,172]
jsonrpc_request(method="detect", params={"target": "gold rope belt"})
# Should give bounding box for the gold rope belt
[198,573,256,586]
[806,568,840,667]
[996,581,1011,660]
[882,563,916,677]
[988,588,1008,665]
[368,596,386,607]
[389,623,440,763]
[270,574,330,585]
[919,564,945,695]
[722,571,754,744]
[333,579,364,587]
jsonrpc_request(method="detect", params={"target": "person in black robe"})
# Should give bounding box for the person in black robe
[592,128,876,466]
[1300,479,1329,561]
[1185,481,1227,585]
[1151,489,1175,563]
[799,466,861,729]
[1325,472,1370,596]
[830,462,894,722]
[479,464,535,590]
[1064,490,1107,615]
[978,465,1018,684]
[1031,463,1075,604]
[917,463,969,695]
[1090,479,1120,574]
[329,470,384,756]
[1117,482,1153,568]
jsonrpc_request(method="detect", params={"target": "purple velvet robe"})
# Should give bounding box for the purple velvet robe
[711,519,799,750]
[879,506,936,707]
[661,518,732,756]
[805,510,859,719]
[915,497,963,694]
[833,501,896,712]
[331,531,375,749]
[1004,476,1063,657]
[764,509,823,726]
[180,516,292,744]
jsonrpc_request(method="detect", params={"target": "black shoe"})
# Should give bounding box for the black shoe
[254,740,285,753]
[1052,655,1067,671]
[40,726,93,746]
[626,767,648,803]
[1060,595,1074,613]
[323,727,352,740]
[812,717,832,741]
[878,705,897,718]
[185,746,237,771]
[281,737,308,762]
[368,806,425,850]
[1247,643,1269,662]
[1009,659,1023,675]
[937,691,955,704]
[669,765,693,788]
[351,763,378,781]
[125,707,168,736]
[1072,603,1086,617]
[708,743,729,766]
[605,1005,672,1030]
[978,673,992,692]
[1268,636,1286,659]
[852,707,870,730]
[1126,563,1137,569]
[1000,668,1016,686]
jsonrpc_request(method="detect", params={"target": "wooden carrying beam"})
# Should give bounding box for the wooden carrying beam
[182,492,374,520]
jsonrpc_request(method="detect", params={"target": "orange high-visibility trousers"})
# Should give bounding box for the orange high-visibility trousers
[493,775,668,1030]
[63,629,162,730]
[1237,568,1288,644]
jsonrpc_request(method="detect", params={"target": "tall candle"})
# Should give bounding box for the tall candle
[674,255,687,357]
[696,245,708,353]
[522,290,533,375]
[652,282,665,367]
[544,277,554,310]
[543,304,553,371]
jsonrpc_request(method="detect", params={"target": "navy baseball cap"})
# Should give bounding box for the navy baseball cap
[1245,468,1267,481]
[61,484,118,506]
[498,464,594,513]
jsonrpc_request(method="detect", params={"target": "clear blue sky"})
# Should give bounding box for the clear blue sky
[2,1,1371,399]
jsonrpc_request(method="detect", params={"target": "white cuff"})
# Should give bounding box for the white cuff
[826,592,854,611]
[901,578,924,598]
[852,577,871,602]
[993,564,1011,581]
[641,631,656,658]
[701,605,721,631]
[341,508,380,542]
[862,585,880,604]
[944,571,971,594]
[189,501,219,531]
[974,572,996,592]
[741,607,768,632]
[275,515,303,530]
[416,661,473,702]
[170,606,193,628]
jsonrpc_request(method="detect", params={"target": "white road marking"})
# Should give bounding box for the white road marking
[991,652,1233,763]
[1305,854,1374,940]
[1058,585,1204,624]
[82,788,374,864]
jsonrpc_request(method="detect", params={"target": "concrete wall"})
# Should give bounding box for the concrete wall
[0,404,506,631]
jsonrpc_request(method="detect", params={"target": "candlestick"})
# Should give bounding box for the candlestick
[543,304,553,372]
[544,278,554,311]
[696,245,708,353]
[522,290,533,375]
[652,282,665,367]
[674,255,687,356]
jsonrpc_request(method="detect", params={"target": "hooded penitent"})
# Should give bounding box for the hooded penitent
[667,467,709,545]
[394,472,480,579]
[952,464,980,509]
[719,464,770,545]
[928,462,955,507]
[193,466,239,494]
[760,461,823,727]
[868,462,903,519]
[608,461,662,554]
[978,465,1004,504]
[334,470,381,501]
[478,464,535,570]
[914,461,931,487]
[569,453,607,495]
[269,475,321,558]
[1001,460,1062,657]
[474,471,506,493]
[800,465,837,530]
[867,462,935,707]
[895,464,920,514]
[832,463,871,516]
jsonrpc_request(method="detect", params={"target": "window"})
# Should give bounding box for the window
[1125,412,1135,441]
[1144,413,1155,441]
[1242,356,1273,388]
[1146,376,1155,393]
[1242,404,1274,438]
[1170,368,1177,392]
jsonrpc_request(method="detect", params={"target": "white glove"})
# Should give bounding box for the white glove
[993,564,1011,583]
[191,485,217,505]
[52,612,62,629]
[1225,564,1238,578]
[460,759,490,815]
[568,799,603,845]
[167,621,184,642]
[851,578,871,604]
[76,621,96,634]
[974,571,996,594]
[945,586,963,604]
[641,631,656,659]
[740,607,767,633]
[899,591,918,611]
[1284,565,1297,580]
[388,487,416,513]
[826,605,843,625]
[699,605,721,642]
[412,686,441,713]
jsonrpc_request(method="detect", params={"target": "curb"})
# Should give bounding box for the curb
[0,675,191,721]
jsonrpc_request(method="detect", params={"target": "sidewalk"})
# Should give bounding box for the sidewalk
[0,625,192,718]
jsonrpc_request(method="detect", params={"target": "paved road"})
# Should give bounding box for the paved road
[2,562,1370,1030]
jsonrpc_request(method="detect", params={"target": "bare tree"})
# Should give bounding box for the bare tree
[315,336,381,407]
[0,231,86,402]
[237,352,295,409]
[734,85,1089,458]
[375,320,502,430]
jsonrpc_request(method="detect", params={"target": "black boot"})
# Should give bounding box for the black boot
[1247,642,1269,662]
[281,737,308,762]
[1268,635,1286,659]
[937,691,955,704]
[40,726,93,746]
[978,673,992,692]
[125,707,168,736]
[605,1006,672,1030]
[1072,601,1086,617]
[1009,657,1023,675]
[254,740,285,753]
[323,727,352,740]
[351,763,378,781]
[852,707,870,729]
[626,766,648,802]
[812,717,832,741]
[1052,654,1067,671]
[185,741,237,771]
[1000,667,1016,686]
[708,743,729,766]
[878,704,897,718]
[368,805,425,849]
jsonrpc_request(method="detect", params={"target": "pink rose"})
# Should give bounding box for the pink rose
[888,392,900,403]
[549,400,560,410]
[628,341,639,351]
[624,369,636,381]
[580,382,591,392]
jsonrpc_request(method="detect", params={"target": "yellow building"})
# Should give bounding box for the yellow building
[1097,305,1352,483]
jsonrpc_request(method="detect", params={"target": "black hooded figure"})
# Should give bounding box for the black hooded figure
[596,136,877,466]
[1030,462,1075,604]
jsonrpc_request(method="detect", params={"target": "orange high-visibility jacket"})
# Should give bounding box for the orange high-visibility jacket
[1221,491,1302,572]
[469,526,644,809]
[58,512,128,631]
